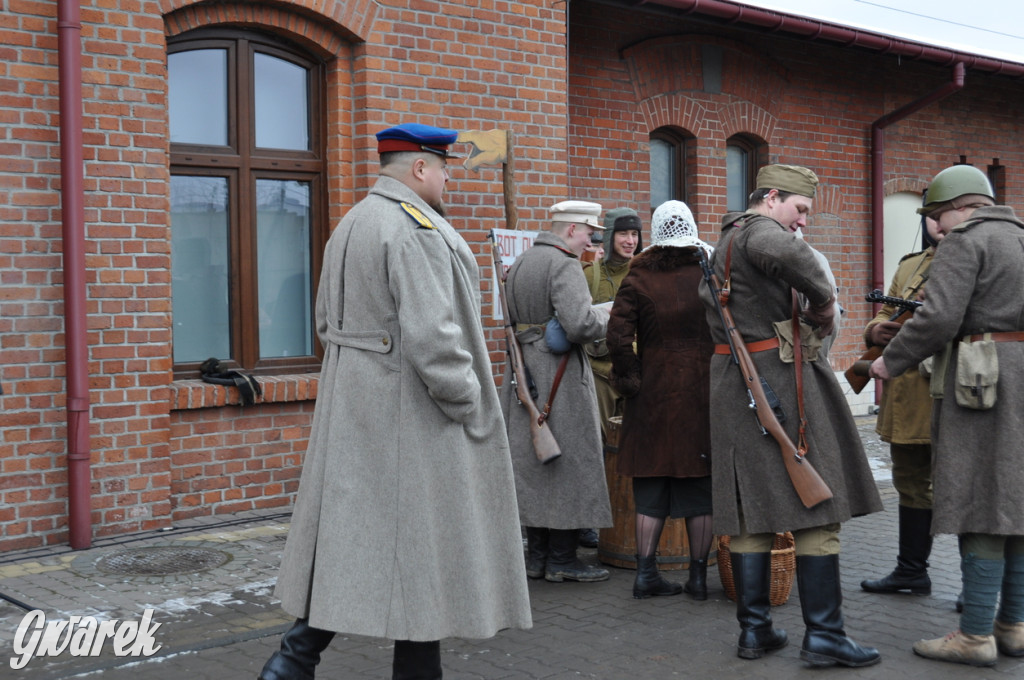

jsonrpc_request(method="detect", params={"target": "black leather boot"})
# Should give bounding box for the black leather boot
[258,618,335,680]
[392,640,442,680]
[732,552,788,659]
[633,555,683,598]
[683,558,708,601]
[861,506,932,594]
[545,529,609,582]
[798,555,881,667]
[525,526,549,579]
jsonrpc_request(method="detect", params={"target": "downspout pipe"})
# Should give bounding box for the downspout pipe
[871,62,965,292]
[58,0,92,549]
[868,62,964,403]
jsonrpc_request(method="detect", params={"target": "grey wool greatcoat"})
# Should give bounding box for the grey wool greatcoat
[697,212,882,535]
[273,176,532,641]
[500,231,613,529]
[607,245,713,478]
[881,206,1024,536]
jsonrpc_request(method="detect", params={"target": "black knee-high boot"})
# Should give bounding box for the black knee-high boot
[860,506,932,594]
[732,552,788,659]
[798,555,881,667]
[392,640,442,680]
[525,527,549,579]
[259,618,335,680]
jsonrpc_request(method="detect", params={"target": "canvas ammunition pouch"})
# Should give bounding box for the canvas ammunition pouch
[772,318,822,363]
[954,333,999,410]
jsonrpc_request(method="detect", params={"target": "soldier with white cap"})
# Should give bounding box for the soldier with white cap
[500,199,614,583]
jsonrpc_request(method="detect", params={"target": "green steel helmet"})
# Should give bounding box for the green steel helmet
[918,165,995,214]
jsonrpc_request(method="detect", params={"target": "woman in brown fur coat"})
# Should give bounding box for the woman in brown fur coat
[607,200,715,600]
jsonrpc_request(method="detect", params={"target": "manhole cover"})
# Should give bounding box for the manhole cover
[95,546,231,576]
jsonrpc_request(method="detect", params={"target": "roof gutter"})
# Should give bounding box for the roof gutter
[58,0,92,549]
[642,0,1024,77]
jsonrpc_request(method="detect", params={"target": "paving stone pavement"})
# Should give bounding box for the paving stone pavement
[1,417,1021,679]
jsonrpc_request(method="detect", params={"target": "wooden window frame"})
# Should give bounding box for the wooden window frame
[168,28,328,378]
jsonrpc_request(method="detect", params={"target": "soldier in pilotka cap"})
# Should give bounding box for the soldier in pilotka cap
[698,164,883,668]
[259,122,531,680]
[500,199,614,584]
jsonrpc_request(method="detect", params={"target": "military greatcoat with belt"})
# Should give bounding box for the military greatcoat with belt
[274,176,532,641]
[881,206,1024,536]
[499,231,613,529]
[697,211,882,535]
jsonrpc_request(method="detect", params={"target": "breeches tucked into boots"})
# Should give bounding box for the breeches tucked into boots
[889,443,932,509]
[728,520,840,556]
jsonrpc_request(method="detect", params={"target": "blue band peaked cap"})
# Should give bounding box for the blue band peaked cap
[376,123,462,158]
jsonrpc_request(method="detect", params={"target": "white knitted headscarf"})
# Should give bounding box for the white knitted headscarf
[647,200,713,255]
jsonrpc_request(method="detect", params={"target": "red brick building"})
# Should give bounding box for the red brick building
[2,0,1022,550]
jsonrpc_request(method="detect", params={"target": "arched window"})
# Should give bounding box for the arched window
[649,127,694,212]
[168,29,326,376]
[726,135,759,211]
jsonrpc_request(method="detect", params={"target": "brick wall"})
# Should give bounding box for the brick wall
[0,0,568,550]
[3,0,1024,549]
[568,2,1024,374]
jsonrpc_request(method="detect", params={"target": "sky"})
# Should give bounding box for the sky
[735,0,1024,65]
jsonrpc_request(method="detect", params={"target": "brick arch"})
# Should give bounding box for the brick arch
[639,93,712,139]
[813,183,843,219]
[719,101,776,146]
[161,0,377,53]
[884,176,928,196]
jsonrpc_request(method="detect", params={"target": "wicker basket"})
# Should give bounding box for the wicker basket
[717,532,796,606]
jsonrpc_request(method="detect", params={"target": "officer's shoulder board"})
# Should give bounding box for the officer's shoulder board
[898,249,926,263]
[400,202,436,230]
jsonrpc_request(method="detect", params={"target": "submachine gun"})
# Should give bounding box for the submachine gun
[844,289,923,393]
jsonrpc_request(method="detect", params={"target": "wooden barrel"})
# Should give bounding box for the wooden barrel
[598,416,713,571]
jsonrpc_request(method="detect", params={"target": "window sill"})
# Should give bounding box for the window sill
[170,373,320,411]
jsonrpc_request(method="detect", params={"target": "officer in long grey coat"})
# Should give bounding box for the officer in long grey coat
[259,123,532,680]
[500,200,613,584]
[698,165,882,669]
[870,164,1024,667]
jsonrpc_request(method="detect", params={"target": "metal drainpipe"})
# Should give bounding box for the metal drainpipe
[58,0,92,549]
[868,62,965,403]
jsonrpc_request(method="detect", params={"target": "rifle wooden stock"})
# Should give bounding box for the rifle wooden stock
[725,311,833,509]
[701,254,832,509]
[491,235,561,464]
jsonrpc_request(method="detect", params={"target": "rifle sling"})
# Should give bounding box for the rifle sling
[539,352,572,424]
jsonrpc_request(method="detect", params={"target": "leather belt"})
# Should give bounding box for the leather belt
[714,337,779,355]
[966,331,1024,343]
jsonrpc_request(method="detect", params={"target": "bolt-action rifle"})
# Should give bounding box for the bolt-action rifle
[490,231,561,465]
[844,290,923,393]
[699,250,833,509]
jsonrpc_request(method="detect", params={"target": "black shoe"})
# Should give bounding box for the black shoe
[732,552,788,659]
[546,529,609,582]
[579,528,599,549]
[683,558,708,601]
[798,555,881,668]
[633,555,682,598]
[861,506,932,594]
[259,618,335,680]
